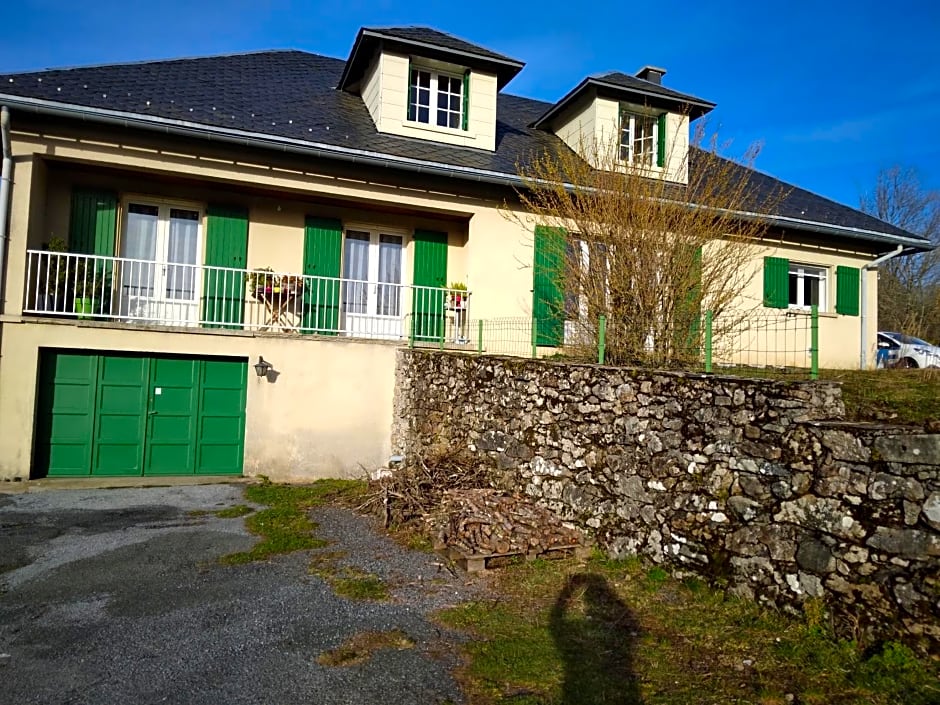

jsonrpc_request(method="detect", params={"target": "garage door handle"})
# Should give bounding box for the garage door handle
[148,411,158,416]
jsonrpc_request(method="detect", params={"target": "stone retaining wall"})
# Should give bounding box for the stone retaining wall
[393,350,940,647]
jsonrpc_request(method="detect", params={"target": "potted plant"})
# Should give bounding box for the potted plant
[449,281,469,310]
[38,236,69,312]
[280,274,303,294]
[246,267,276,298]
[72,258,113,319]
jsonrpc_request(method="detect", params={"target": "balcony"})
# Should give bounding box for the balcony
[23,250,472,343]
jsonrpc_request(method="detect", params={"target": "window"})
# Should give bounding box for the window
[788,263,827,311]
[341,229,405,338]
[564,238,609,320]
[619,109,659,165]
[121,200,202,323]
[408,67,465,129]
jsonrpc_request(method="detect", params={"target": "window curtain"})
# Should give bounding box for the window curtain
[122,206,158,297]
[377,235,402,316]
[166,209,199,300]
[343,232,370,314]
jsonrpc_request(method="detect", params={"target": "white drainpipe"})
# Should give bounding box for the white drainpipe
[860,244,904,369]
[0,106,11,315]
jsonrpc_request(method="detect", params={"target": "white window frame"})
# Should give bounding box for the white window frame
[788,263,828,312]
[408,66,465,130]
[340,225,409,317]
[619,109,658,166]
[119,196,204,300]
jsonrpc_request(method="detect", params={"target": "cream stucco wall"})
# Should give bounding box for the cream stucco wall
[0,321,398,482]
[713,241,879,370]
[362,50,498,151]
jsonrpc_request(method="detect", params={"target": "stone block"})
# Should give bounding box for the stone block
[873,435,940,465]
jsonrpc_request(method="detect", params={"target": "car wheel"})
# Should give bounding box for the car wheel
[899,357,919,369]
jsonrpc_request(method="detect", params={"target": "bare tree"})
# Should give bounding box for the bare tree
[860,166,940,341]
[507,121,783,366]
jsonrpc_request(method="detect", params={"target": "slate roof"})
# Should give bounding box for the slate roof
[361,26,522,65]
[0,48,928,248]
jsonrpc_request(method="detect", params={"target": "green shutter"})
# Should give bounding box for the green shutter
[407,59,415,121]
[675,246,703,355]
[533,225,566,347]
[412,229,448,341]
[302,217,342,335]
[656,113,667,168]
[836,265,860,316]
[462,71,470,131]
[763,256,789,309]
[69,188,117,256]
[202,205,248,329]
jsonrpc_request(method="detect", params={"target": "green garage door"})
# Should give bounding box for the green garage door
[35,351,247,478]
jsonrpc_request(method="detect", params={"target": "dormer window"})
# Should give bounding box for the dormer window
[619,108,664,167]
[408,67,467,130]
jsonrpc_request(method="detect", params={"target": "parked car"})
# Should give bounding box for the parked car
[877,331,940,368]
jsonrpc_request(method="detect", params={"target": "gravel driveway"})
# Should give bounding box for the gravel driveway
[0,485,482,705]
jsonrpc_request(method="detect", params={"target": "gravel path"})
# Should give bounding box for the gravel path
[0,486,486,705]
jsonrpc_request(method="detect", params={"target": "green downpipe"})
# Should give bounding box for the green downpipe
[477,319,483,355]
[810,305,819,380]
[597,315,607,364]
[704,310,713,373]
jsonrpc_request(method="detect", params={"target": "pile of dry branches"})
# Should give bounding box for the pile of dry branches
[372,446,492,528]
[433,488,587,557]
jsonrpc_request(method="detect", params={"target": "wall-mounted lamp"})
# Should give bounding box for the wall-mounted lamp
[254,356,273,378]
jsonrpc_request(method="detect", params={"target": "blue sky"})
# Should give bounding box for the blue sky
[1,0,938,213]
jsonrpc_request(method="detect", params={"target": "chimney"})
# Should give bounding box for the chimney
[635,65,666,85]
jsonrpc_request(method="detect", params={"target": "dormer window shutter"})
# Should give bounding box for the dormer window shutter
[407,59,416,122]
[462,70,470,131]
[656,113,666,168]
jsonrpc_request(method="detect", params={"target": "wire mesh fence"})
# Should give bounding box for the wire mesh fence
[412,308,821,380]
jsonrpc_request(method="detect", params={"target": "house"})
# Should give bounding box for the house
[0,26,930,482]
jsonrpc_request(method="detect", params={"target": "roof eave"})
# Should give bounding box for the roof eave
[0,94,926,252]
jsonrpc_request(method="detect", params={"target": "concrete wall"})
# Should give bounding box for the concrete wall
[394,350,940,650]
[0,320,398,482]
[364,50,497,152]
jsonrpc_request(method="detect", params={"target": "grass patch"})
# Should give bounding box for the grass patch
[309,554,390,601]
[220,478,366,565]
[317,629,415,667]
[214,504,253,518]
[821,368,940,425]
[436,555,940,705]
[330,569,390,601]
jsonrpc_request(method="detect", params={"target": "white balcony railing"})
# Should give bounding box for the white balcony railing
[23,250,472,343]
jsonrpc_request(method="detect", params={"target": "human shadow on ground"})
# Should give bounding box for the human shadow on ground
[549,572,644,705]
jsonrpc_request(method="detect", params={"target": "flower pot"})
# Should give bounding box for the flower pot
[74,297,98,320]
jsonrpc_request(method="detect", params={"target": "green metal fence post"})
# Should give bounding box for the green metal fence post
[810,304,819,380]
[704,310,713,374]
[531,317,538,359]
[477,319,483,355]
[597,315,607,364]
[439,310,445,351]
